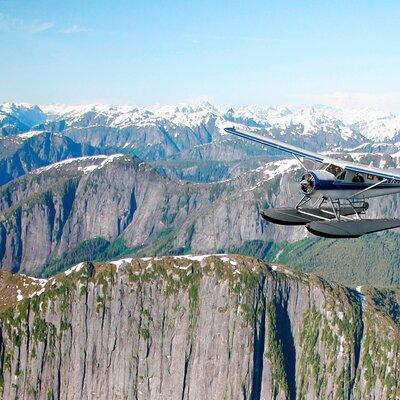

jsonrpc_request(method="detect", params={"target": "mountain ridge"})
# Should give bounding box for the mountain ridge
[0,254,398,399]
[2,101,400,144]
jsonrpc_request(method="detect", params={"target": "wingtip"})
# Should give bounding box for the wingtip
[224,127,235,133]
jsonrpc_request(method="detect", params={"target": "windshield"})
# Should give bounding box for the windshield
[325,164,343,177]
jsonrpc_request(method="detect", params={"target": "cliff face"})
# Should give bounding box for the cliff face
[0,155,306,275]
[0,132,99,185]
[0,255,398,400]
[1,149,400,279]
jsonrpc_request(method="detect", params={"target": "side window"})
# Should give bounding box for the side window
[352,174,365,183]
[337,171,346,180]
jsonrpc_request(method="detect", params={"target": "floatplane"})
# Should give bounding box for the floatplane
[225,126,400,238]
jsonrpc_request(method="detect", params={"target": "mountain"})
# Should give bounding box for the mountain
[2,101,400,285]
[2,149,400,285]
[0,255,398,399]
[0,153,306,276]
[0,131,99,185]
[3,102,400,165]
[0,103,48,136]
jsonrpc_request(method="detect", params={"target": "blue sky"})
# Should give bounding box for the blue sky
[1,0,400,110]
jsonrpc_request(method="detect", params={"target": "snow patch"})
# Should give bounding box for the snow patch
[356,285,365,307]
[110,258,133,272]
[337,335,346,357]
[34,154,128,175]
[29,287,45,298]
[173,254,213,262]
[16,290,24,302]
[245,159,300,192]
[17,130,46,139]
[64,262,85,276]
[175,263,192,270]
[219,256,238,266]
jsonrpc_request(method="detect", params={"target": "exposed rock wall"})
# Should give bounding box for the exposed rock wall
[0,132,98,186]
[0,255,398,399]
[0,156,306,275]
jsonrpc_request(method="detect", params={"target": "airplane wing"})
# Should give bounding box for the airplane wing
[225,127,400,181]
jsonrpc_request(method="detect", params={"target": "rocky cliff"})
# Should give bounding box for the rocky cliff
[0,255,398,399]
[0,154,305,275]
[1,150,400,279]
[0,131,99,185]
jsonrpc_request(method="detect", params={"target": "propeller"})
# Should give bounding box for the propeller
[287,157,315,197]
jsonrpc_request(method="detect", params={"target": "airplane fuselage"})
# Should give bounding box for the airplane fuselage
[302,169,400,200]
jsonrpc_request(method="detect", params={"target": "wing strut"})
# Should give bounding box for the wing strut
[292,154,308,171]
[348,179,388,199]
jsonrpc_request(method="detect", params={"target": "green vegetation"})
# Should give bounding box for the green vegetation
[271,232,400,287]
[229,231,400,287]
[37,238,111,277]
[265,302,289,397]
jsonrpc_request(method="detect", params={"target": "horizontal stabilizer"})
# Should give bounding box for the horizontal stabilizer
[306,218,400,238]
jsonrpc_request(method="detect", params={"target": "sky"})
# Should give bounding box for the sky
[1,0,400,111]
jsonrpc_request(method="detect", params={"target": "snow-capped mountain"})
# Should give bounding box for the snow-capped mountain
[0,103,48,135]
[2,102,400,159]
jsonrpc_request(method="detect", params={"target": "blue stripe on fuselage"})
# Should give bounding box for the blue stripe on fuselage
[329,181,400,190]
[311,171,400,191]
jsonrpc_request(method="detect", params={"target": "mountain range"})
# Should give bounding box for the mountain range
[2,102,400,286]
[2,102,400,157]
[0,101,400,399]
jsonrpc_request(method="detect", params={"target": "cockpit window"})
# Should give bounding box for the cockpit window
[326,164,343,176]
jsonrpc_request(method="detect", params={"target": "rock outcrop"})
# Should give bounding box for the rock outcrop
[0,255,398,399]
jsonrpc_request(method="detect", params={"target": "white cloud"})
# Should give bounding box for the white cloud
[0,13,54,33]
[294,91,400,113]
[60,24,89,34]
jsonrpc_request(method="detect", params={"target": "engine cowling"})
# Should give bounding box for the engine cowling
[300,170,335,195]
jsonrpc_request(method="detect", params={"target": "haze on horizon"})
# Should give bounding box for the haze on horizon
[1,0,400,112]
